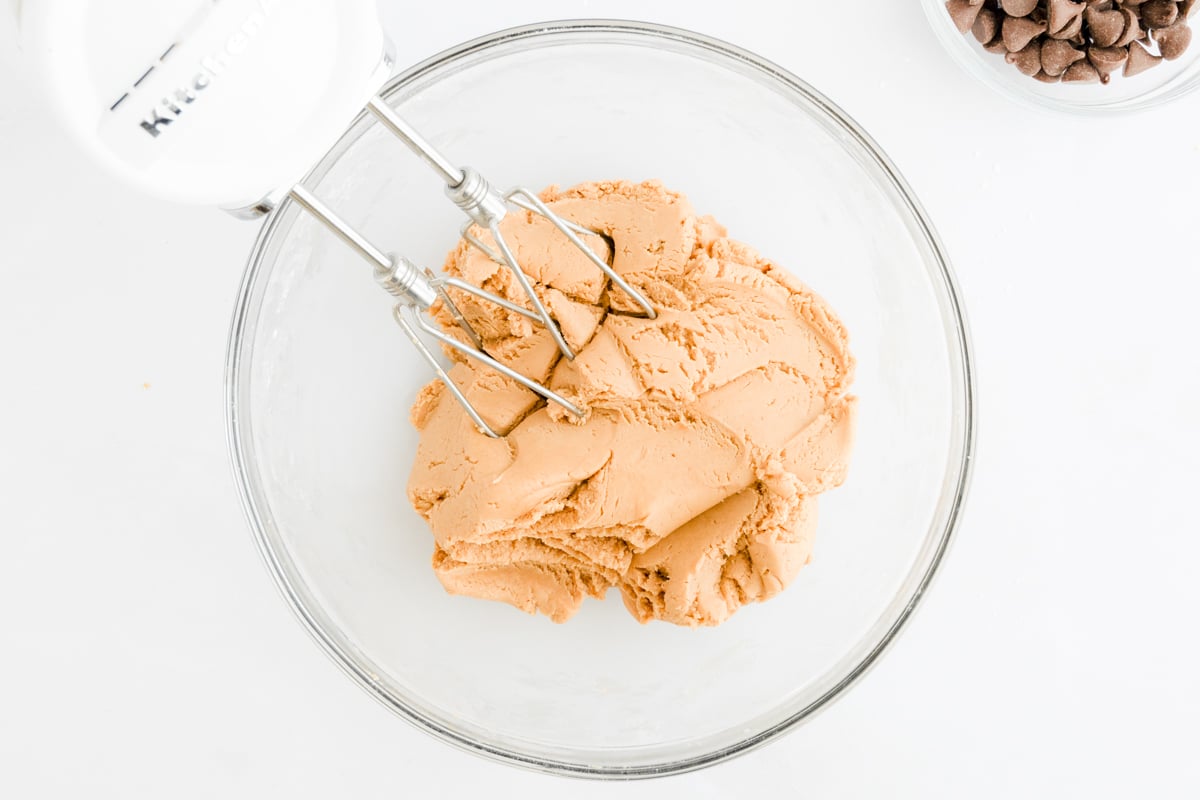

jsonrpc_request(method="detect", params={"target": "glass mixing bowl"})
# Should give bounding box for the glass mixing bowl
[922,0,1200,113]
[225,20,975,778]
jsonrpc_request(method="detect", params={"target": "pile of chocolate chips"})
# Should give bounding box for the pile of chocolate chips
[946,0,1196,83]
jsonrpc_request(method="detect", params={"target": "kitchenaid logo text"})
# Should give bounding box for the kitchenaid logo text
[113,0,281,138]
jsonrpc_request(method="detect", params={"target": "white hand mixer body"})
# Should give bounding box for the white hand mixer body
[18,0,656,437]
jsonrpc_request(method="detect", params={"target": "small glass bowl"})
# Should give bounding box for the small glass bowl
[922,0,1200,113]
[226,20,975,778]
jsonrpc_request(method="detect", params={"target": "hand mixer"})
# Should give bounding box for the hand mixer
[18,0,657,437]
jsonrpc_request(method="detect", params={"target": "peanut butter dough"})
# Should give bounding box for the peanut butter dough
[407,181,856,626]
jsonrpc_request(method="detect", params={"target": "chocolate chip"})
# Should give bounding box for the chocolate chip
[1048,0,1088,34]
[1041,37,1088,73]
[947,0,984,33]
[1004,13,1049,49]
[1050,10,1087,39]
[973,7,1001,43]
[1124,39,1165,74]
[1033,69,1063,81]
[1087,44,1128,82]
[1115,7,1145,46]
[983,36,1011,53]
[1007,40,1045,72]
[1140,0,1180,27]
[1085,7,1126,44]
[1062,59,1102,80]
[1154,19,1194,58]
[1001,0,1041,14]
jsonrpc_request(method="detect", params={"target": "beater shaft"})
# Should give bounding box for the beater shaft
[365,96,464,187]
[289,185,391,271]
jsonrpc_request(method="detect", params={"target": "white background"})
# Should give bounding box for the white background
[2,1,1199,797]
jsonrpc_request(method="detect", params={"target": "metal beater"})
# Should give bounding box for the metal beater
[290,95,658,438]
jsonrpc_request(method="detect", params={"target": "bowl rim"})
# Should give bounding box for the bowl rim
[225,18,978,780]
[920,0,1200,115]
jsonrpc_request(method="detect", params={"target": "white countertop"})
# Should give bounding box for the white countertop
[2,1,1198,796]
